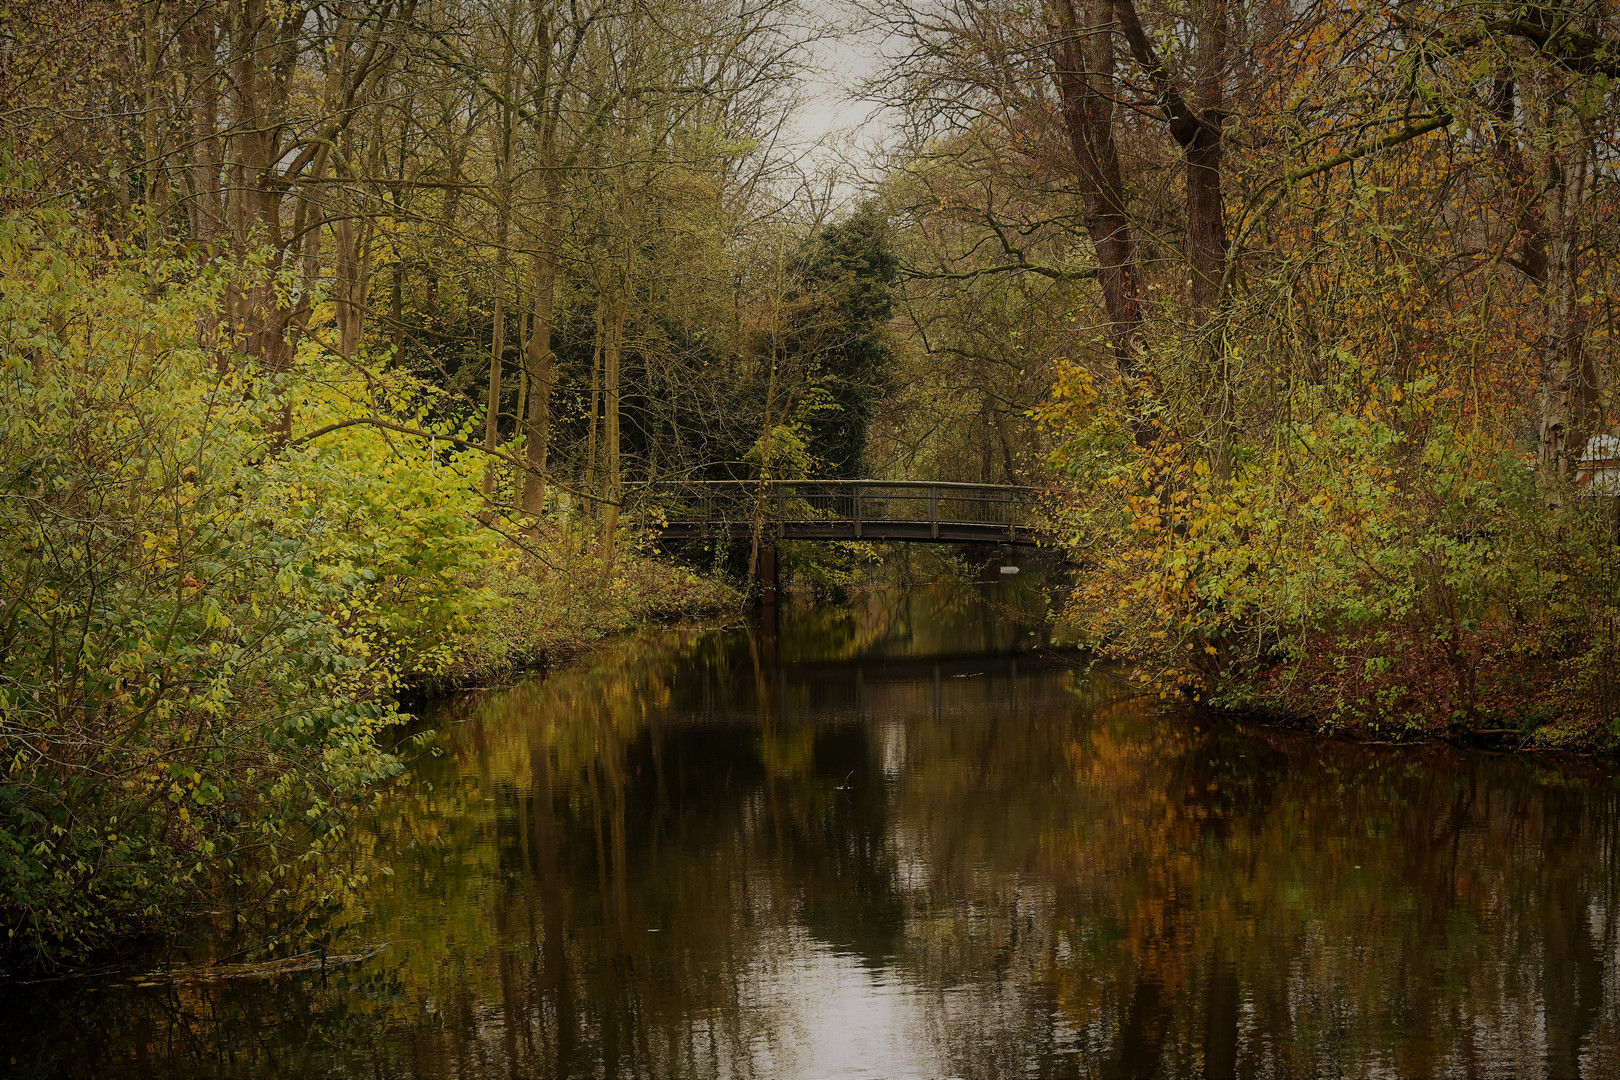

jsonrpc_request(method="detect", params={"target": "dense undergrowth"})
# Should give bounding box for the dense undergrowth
[1042,360,1620,750]
[0,202,735,974]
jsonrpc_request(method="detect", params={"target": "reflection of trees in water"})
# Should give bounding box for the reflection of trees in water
[773,577,1052,664]
[5,597,1620,1078]
[405,684,1620,1079]
[1018,714,1620,1080]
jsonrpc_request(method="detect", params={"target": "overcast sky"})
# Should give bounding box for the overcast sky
[779,5,900,199]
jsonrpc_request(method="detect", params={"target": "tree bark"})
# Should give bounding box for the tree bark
[180,12,225,246]
[333,212,372,359]
[142,0,162,251]
[1538,140,1596,487]
[522,4,561,516]
[1113,0,1233,471]
[523,201,559,515]
[598,277,628,571]
[1050,0,1148,378]
[1113,0,1228,318]
[586,294,605,516]
[486,1,522,499]
[484,284,508,498]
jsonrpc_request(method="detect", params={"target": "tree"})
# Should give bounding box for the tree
[787,205,900,478]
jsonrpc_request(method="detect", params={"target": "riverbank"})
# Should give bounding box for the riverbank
[1223,626,1613,751]
[0,531,738,979]
[1050,583,1617,753]
[421,547,740,693]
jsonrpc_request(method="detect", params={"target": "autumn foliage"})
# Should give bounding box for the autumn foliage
[1019,1,1620,740]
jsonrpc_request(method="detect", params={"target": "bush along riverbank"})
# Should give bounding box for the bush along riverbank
[0,202,736,975]
[1042,364,1620,751]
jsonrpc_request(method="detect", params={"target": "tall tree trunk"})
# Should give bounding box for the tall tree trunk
[180,12,225,246]
[426,116,467,363]
[598,277,627,571]
[229,0,297,377]
[1050,0,1148,379]
[388,96,412,360]
[486,0,521,499]
[333,212,372,359]
[522,4,560,516]
[391,262,404,357]
[1114,0,1232,470]
[523,203,559,515]
[484,285,507,498]
[1113,0,1229,317]
[748,343,781,590]
[586,294,604,516]
[1538,139,1595,488]
[142,0,162,250]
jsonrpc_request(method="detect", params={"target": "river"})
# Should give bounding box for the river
[5,580,1619,1078]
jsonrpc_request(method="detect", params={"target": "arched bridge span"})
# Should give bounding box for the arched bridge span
[633,479,1040,547]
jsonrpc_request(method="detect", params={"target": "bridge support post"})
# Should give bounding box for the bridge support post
[758,541,778,608]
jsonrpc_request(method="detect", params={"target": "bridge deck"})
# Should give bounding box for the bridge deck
[656,519,1038,545]
[631,479,1041,547]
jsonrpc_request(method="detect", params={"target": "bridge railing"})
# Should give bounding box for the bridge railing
[626,479,1037,537]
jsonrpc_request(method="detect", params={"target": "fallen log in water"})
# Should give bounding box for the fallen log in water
[126,944,388,986]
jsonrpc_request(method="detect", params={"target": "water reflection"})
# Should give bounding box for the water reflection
[4,583,1619,1079]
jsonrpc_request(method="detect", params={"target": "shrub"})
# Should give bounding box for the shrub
[1042,355,1620,742]
[0,202,498,970]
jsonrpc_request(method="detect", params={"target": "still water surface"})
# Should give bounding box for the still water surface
[6,582,1620,1078]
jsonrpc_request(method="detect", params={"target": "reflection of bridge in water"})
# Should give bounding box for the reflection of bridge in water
[634,480,1040,547]
[679,650,1090,728]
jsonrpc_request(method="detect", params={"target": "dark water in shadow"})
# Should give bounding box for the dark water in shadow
[5,581,1620,1079]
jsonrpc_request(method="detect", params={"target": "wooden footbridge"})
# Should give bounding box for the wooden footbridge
[631,479,1039,547]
